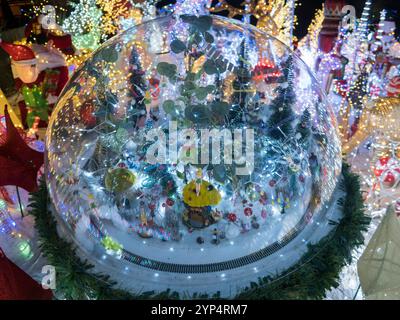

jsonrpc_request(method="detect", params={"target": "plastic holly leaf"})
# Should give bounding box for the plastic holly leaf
[170,39,186,54]
[183,81,196,93]
[195,85,215,100]
[210,101,230,116]
[215,59,227,73]
[101,47,118,62]
[213,164,227,183]
[186,72,196,82]
[0,106,44,192]
[206,85,216,92]
[191,32,203,45]
[204,32,214,44]
[177,96,189,105]
[157,62,177,79]
[185,104,210,123]
[163,100,179,116]
[204,58,227,75]
[203,60,218,75]
[195,87,209,100]
[176,170,185,180]
[38,108,49,121]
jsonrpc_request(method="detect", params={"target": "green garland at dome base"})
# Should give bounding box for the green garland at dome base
[28,164,369,300]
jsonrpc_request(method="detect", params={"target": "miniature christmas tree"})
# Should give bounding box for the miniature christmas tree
[295,108,311,144]
[127,47,149,125]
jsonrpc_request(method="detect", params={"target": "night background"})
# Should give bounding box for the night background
[156,0,400,38]
[295,0,400,38]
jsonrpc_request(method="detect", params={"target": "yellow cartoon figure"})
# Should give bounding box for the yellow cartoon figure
[182,170,222,229]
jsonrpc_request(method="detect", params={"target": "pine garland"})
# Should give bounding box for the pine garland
[28,163,369,300]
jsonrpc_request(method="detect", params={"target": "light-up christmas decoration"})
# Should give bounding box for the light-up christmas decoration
[210,0,298,47]
[44,13,342,295]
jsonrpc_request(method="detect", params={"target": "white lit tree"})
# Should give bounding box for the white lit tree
[62,0,102,50]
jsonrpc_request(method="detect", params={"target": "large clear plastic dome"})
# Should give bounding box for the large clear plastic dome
[46,15,341,282]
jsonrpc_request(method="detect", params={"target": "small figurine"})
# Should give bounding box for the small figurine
[139,201,148,227]
[182,173,221,229]
[195,168,202,197]
[212,228,220,245]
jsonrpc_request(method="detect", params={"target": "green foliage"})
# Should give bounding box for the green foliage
[170,39,187,54]
[203,59,226,75]
[101,46,118,63]
[22,85,49,128]
[162,100,182,118]
[185,104,210,124]
[156,62,177,79]
[195,85,215,100]
[204,32,214,44]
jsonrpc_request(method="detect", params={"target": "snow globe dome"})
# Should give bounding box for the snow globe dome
[46,14,342,295]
